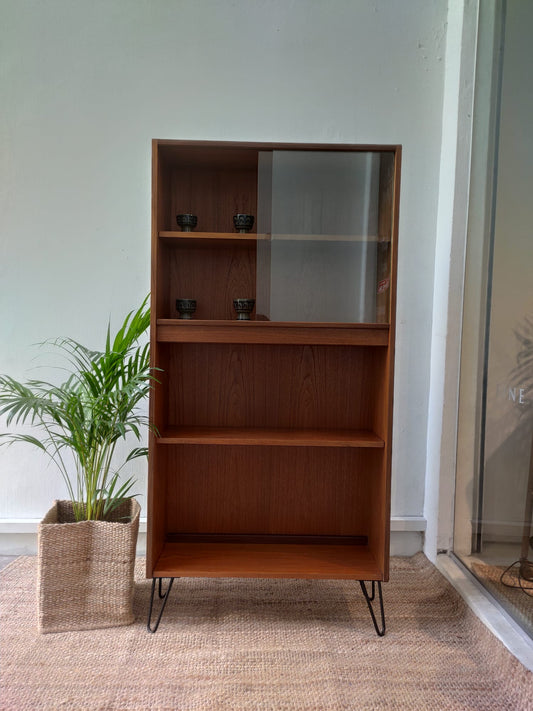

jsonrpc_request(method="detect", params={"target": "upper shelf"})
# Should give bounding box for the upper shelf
[156,319,389,345]
[159,231,260,247]
[158,231,390,245]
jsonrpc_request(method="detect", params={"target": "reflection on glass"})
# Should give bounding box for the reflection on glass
[256,151,393,323]
[454,0,533,638]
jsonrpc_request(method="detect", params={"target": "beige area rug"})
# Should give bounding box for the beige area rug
[472,561,533,638]
[1,554,532,710]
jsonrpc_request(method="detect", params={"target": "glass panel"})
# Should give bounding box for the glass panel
[256,151,393,323]
[454,0,533,637]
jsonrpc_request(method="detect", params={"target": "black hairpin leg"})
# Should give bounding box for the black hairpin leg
[147,577,175,633]
[359,580,386,636]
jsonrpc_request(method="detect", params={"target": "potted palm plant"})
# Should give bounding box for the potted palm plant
[0,297,153,633]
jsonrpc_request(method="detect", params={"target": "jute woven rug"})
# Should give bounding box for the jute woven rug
[1,553,532,710]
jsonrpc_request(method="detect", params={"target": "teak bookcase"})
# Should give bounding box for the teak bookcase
[147,140,401,634]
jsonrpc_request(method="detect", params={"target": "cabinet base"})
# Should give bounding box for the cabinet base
[152,541,382,579]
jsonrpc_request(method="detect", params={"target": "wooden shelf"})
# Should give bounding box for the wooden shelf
[159,231,263,247]
[157,426,384,448]
[156,319,389,346]
[272,233,388,243]
[153,541,381,580]
[159,230,389,244]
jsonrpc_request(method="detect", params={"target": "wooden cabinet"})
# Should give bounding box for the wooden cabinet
[147,140,400,604]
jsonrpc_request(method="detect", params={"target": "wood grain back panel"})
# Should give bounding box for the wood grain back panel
[166,243,256,320]
[165,344,383,431]
[164,445,381,537]
[167,163,258,233]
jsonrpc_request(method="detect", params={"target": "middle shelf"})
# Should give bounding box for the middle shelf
[159,230,388,243]
[156,426,385,448]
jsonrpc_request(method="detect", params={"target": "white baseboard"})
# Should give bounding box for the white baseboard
[0,516,426,557]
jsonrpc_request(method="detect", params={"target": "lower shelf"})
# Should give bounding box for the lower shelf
[152,541,382,580]
[157,426,384,448]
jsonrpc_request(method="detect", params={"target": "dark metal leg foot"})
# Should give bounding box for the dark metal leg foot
[359,580,385,636]
[147,577,174,633]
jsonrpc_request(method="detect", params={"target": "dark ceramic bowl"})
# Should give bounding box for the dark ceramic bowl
[176,298,197,319]
[233,298,255,320]
[233,214,254,233]
[176,214,198,232]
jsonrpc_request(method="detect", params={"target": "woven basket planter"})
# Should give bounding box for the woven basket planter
[37,498,140,634]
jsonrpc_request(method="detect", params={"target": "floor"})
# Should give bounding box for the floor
[3,553,532,710]
[438,552,533,672]
[3,551,532,673]
[455,541,533,639]
[0,556,17,571]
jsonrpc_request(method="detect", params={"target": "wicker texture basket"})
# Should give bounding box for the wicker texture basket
[37,498,140,634]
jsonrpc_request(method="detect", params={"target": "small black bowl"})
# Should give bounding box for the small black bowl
[233,214,254,233]
[176,298,197,319]
[176,214,198,232]
[233,298,255,320]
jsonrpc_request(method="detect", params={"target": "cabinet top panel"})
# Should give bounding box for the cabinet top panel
[154,138,401,155]
[154,140,401,173]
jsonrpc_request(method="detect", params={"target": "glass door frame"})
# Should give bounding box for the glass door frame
[453,0,506,560]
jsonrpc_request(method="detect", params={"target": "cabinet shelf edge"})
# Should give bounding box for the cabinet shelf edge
[156,426,385,448]
[159,230,389,243]
[156,320,390,346]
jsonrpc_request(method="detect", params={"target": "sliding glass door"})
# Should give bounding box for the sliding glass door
[454,0,533,635]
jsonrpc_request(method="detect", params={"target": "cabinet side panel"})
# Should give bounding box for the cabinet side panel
[366,348,390,578]
[367,457,389,579]
[148,141,169,575]
[376,152,395,323]
[370,348,389,442]
[153,148,172,319]
[146,443,166,576]
[370,149,400,579]
[147,345,169,574]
